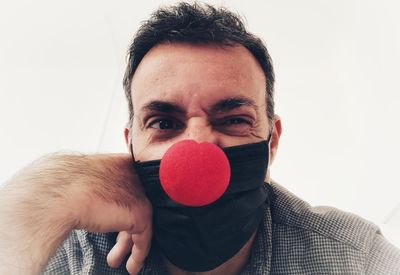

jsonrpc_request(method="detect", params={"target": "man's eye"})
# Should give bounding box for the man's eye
[221,117,252,126]
[227,117,251,125]
[149,118,182,130]
[213,117,254,136]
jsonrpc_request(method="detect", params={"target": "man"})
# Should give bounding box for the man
[0,2,399,275]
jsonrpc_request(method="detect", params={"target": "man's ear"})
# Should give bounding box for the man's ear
[269,115,282,165]
[124,124,131,150]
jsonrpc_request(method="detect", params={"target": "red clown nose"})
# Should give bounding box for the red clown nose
[159,140,231,207]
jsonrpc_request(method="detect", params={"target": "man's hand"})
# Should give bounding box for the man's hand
[0,153,152,275]
[107,230,152,275]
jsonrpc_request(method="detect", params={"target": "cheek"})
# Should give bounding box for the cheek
[130,119,173,161]
[258,115,272,136]
[133,142,173,162]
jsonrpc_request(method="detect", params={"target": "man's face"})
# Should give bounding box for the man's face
[126,43,278,162]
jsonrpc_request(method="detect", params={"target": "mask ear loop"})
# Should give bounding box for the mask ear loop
[267,127,273,144]
[264,127,274,184]
[130,140,136,163]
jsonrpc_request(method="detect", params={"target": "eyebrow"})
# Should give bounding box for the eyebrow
[140,96,258,115]
[141,100,186,115]
[210,96,258,113]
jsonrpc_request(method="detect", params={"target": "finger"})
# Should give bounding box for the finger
[126,225,152,274]
[107,231,133,268]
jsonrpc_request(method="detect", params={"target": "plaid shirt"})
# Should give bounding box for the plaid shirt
[43,182,400,274]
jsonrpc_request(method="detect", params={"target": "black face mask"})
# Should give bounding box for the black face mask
[134,140,271,272]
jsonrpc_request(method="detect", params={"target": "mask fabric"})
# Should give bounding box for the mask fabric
[134,140,271,272]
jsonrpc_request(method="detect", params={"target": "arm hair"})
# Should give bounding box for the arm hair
[0,152,142,274]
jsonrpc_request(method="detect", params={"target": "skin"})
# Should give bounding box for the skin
[0,153,152,275]
[121,43,282,275]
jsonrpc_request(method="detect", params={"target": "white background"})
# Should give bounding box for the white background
[0,0,399,246]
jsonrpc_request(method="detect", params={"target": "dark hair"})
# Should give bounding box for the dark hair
[123,2,275,126]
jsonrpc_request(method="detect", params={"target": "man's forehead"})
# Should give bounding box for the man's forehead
[131,42,265,83]
[130,42,267,114]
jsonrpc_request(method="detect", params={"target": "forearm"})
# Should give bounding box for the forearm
[0,152,146,274]
[0,155,78,274]
[0,202,73,274]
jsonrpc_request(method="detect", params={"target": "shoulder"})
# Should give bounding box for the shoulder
[267,182,400,274]
[269,182,379,251]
